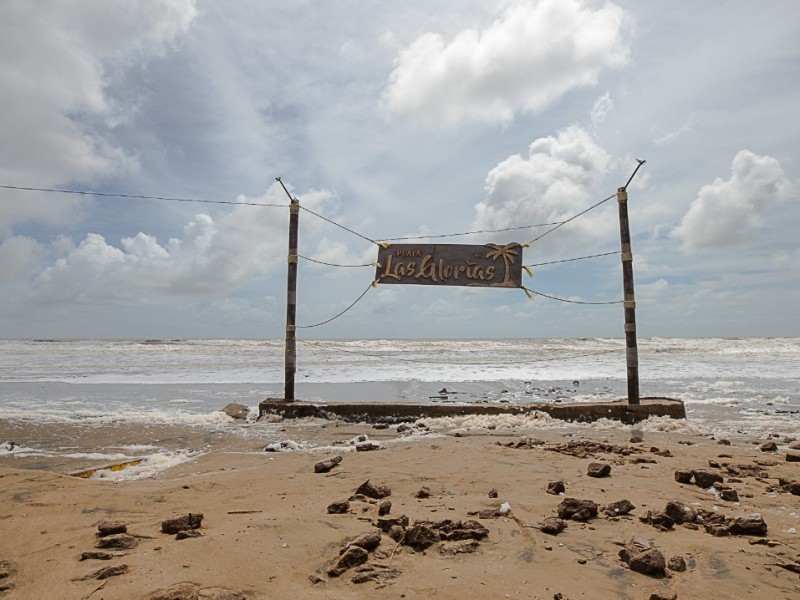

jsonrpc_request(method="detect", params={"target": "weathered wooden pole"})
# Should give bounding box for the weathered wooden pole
[277,177,299,402]
[617,184,639,405]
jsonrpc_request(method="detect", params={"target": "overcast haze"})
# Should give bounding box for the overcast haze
[1,0,798,340]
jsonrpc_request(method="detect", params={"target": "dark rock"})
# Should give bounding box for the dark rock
[327,546,369,577]
[668,555,687,572]
[372,423,390,430]
[546,480,565,495]
[94,534,138,550]
[708,460,721,469]
[96,520,128,536]
[439,540,480,554]
[719,488,739,502]
[786,453,800,463]
[378,500,392,516]
[309,574,325,585]
[175,529,202,540]
[405,523,440,550]
[80,551,114,561]
[344,531,382,553]
[82,564,129,581]
[540,517,567,535]
[327,500,350,514]
[414,486,432,499]
[387,525,406,542]
[356,480,391,499]
[718,439,731,446]
[760,441,778,452]
[587,462,611,478]
[350,563,401,585]
[627,548,666,576]
[629,435,644,444]
[655,449,673,457]
[488,488,498,498]
[557,498,598,522]
[144,584,246,600]
[73,564,128,582]
[161,513,203,534]
[692,470,723,489]
[376,515,409,533]
[355,442,381,452]
[664,501,697,524]
[221,402,249,420]
[649,594,677,600]
[604,499,635,517]
[468,509,502,519]
[314,455,343,473]
[619,538,666,576]
[728,514,767,536]
[674,470,693,484]
[788,441,800,450]
[639,511,674,531]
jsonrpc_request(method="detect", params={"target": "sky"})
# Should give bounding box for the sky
[1,0,799,340]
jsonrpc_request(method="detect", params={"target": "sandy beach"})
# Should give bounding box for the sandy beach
[2,416,800,599]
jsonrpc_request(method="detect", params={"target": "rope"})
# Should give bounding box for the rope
[522,286,622,305]
[298,205,380,246]
[0,184,288,208]
[524,193,616,246]
[297,338,621,365]
[524,250,620,268]
[298,255,377,268]
[296,282,375,328]
[381,221,564,242]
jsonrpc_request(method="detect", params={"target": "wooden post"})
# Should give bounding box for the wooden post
[277,178,299,402]
[617,186,640,405]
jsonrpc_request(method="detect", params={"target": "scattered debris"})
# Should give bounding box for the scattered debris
[161,513,203,535]
[314,455,343,473]
[327,500,350,514]
[557,498,598,522]
[540,517,567,535]
[94,534,138,550]
[96,521,127,537]
[414,486,432,499]
[604,499,635,517]
[618,538,666,577]
[80,551,115,561]
[73,564,129,581]
[221,402,250,420]
[587,462,611,478]
[356,480,391,499]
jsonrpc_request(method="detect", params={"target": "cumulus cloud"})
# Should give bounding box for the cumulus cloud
[16,183,334,306]
[382,0,630,125]
[672,150,795,251]
[472,125,615,252]
[0,0,197,232]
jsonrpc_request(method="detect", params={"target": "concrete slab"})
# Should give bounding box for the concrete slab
[258,397,685,425]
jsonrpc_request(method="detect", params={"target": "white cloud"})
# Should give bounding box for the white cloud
[14,183,335,306]
[0,236,47,283]
[0,0,197,232]
[472,125,615,253]
[382,0,630,125]
[590,92,614,127]
[672,150,795,251]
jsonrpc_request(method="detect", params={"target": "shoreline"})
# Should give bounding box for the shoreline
[2,419,800,598]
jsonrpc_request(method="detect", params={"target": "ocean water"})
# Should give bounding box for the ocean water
[1,338,798,477]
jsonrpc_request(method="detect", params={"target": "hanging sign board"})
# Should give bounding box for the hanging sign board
[375,243,523,288]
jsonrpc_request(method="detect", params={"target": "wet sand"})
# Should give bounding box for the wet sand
[1,419,800,599]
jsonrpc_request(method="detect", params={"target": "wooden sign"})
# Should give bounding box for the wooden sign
[375,243,523,288]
